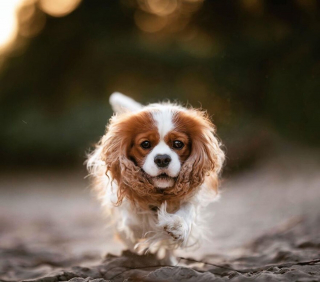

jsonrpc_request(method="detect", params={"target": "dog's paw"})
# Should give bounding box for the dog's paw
[158,214,189,245]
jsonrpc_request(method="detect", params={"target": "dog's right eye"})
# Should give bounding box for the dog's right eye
[140,141,151,149]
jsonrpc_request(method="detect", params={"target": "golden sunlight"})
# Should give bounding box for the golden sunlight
[0,0,22,52]
[0,0,82,56]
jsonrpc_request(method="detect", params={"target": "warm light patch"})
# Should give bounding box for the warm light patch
[39,0,81,17]
[144,0,178,16]
[0,0,22,52]
[0,0,82,56]
[134,10,168,33]
[19,7,46,38]
[131,0,204,36]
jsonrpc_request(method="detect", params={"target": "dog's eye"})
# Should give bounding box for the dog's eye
[173,140,184,149]
[140,141,151,149]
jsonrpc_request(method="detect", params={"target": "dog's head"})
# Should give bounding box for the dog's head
[89,93,224,209]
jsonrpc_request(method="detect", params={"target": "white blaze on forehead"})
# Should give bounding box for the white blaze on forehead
[141,107,181,186]
[152,109,174,139]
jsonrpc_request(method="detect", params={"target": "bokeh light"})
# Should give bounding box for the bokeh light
[39,0,82,17]
[0,0,22,52]
[131,0,204,35]
[18,5,46,38]
[0,0,82,56]
[140,0,179,16]
[134,10,168,33]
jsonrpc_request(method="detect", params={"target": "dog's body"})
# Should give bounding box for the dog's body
[87,93,224,258]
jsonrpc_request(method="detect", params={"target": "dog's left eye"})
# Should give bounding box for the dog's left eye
[140,141,151,149]
[173,140,184,149]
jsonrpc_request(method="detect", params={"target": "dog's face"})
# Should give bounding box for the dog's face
[128,108,191,189]
[95,94,224,207]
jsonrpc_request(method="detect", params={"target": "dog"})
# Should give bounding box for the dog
[87,93,224,260]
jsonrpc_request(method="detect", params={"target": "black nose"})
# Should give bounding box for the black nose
[154,154,171,168]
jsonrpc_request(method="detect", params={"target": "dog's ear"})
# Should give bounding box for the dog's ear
[99,110,154,206]
[188,129,224,187]
[175,109,225,192]
[109,92,143,114]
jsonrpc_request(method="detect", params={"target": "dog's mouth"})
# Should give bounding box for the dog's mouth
[151,173,176,189]
[140,169,177,189]
[155,173,172,180]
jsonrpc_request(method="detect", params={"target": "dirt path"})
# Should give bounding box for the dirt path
[1,153,319,281]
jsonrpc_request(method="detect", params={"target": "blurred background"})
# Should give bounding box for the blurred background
[1,1,320,280]
[1,0,319,170]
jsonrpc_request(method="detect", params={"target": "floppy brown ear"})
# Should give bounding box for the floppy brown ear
[99,117,122,181]
[99,111,156,207]
[175,109,225,191]
[182,130,224,189]
[97,114,132,205]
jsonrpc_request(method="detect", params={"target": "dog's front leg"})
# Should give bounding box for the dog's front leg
[157,202,195,247]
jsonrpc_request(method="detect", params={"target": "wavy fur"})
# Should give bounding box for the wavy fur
[86,93,224,257]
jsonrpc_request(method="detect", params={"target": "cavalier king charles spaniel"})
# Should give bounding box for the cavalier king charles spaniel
[87,93,224,260]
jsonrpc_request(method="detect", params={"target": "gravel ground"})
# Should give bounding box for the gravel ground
[0,153,319,281]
